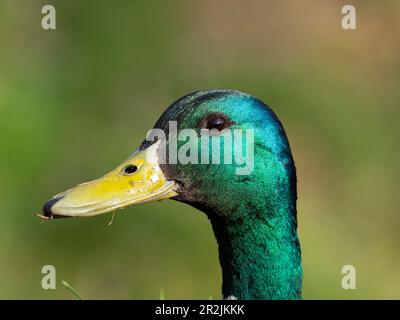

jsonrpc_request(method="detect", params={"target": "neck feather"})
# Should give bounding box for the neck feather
[207,203,302,300]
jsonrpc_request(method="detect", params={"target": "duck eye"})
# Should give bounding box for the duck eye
[204,115,228,131]
[123,165,138,175]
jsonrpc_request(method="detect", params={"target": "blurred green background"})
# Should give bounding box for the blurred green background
[0,0,399,299]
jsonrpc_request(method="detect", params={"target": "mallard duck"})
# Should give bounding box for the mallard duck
[42,89,302,300]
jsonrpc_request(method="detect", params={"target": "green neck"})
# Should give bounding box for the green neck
[207,204,302,300]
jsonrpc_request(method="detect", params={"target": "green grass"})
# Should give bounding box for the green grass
[62,281,83,300]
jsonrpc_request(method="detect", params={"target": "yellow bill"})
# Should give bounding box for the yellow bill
[41,141,178,219]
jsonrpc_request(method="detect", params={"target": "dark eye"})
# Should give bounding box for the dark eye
[123,165,138,175]
[204,115,229,131]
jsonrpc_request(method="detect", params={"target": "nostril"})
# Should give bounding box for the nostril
[123,164,138,175]
[42,196,64,217]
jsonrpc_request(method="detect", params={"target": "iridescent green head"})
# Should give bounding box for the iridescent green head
[142,90,297,223]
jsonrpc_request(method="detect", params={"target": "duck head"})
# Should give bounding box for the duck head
[42,89,295,222]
